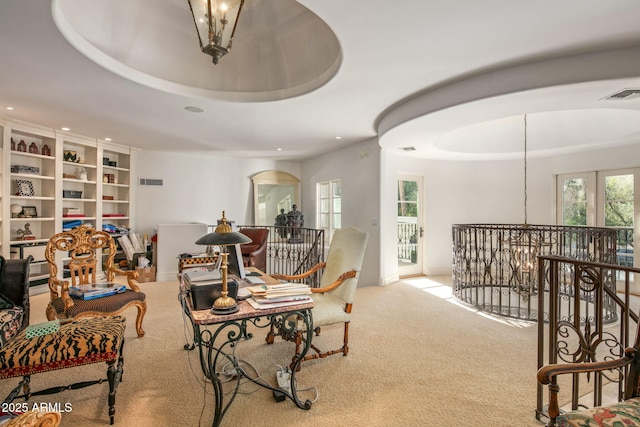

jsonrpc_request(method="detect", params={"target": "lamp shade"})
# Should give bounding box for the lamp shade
[195,231,251,247]
[187,0,245,64]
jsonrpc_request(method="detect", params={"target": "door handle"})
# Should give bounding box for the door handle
[419,227,424,238]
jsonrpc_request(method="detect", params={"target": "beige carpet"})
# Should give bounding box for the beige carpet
[0,277,544,427]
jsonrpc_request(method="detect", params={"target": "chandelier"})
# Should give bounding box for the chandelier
[504,115,553,296]
[187,0,245,65]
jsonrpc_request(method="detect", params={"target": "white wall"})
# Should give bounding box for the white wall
[135,151,301,236]
[134,140,640,286]
[301,138,381,286]
[134,148,381,285]
[380,142,640,281]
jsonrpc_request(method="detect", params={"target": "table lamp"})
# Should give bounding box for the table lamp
[195,211,251,314]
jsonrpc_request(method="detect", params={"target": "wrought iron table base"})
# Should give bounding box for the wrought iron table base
[180,291,314,427]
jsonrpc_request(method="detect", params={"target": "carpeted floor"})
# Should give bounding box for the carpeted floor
[0,277,545,426]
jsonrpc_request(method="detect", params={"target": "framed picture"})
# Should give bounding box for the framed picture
[16,180,34,197]
[21,206,37,218]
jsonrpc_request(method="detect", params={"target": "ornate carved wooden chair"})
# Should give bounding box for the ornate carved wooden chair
[44,224,147,337]
[266,227,369,367]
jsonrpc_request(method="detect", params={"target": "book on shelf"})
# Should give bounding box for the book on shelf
[69,283,126,300]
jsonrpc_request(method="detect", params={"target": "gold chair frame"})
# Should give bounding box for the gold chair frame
[44,224,147,337]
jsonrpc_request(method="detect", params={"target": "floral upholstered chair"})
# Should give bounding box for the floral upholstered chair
[538,333,640,426]
[44,225,147,337]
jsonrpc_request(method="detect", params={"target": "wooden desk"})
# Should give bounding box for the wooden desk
[179,270,314,427]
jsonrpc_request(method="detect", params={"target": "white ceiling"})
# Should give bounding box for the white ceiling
[0,0,639,161]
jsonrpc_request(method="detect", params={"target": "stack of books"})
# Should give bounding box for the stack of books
[69,283,126,300]
[246,283,312,309]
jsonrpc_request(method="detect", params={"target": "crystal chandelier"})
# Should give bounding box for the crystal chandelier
[187,0,245,65]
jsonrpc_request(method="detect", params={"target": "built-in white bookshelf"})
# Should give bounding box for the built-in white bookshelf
[0,117,138,285]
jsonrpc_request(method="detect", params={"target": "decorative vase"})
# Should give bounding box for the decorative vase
[42,144,51,156]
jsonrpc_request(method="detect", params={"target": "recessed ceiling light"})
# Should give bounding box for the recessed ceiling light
[276,148,283,151]
[105,138,112,141]
[184,106,204,113]
[5,106,14,110]
[61,127,70,131]
[335,136,342,140]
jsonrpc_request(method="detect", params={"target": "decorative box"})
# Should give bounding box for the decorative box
[62,190,82,199]
[63,150,78,162]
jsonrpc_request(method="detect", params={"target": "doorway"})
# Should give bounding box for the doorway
[397,175,423,277]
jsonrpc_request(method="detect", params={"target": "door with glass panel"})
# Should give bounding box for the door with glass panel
[598,170,635,269]
[397,175,423,277]
[317,180,341,243]
[557,170,638,271]
[556,172,596,226]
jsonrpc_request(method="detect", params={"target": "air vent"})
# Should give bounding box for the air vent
[401,146,416,151]
[139,178,164,186]
[603,89,640,100]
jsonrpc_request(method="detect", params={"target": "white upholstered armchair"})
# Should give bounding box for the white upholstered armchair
[266,226,369,366]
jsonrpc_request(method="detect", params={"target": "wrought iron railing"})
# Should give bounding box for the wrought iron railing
[616,226,634,267]
[210,225,325,287]
[398,222,418,264]
[536,255,640,424]
[451,224,619,321]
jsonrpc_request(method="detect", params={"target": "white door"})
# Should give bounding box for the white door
[397,175,423,277]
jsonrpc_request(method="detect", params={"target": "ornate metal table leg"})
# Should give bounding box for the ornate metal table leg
[200,321,250,427]
[278,308,314,410]
[179,291,198,350]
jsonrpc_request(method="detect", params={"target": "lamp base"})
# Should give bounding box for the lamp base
[211,305,239,315]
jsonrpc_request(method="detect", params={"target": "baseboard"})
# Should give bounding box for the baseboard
[382,274,399,286]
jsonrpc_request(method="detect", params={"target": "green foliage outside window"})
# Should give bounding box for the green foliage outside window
[605,174,633,227]
[562,178,587,226]
[398,180,418,217]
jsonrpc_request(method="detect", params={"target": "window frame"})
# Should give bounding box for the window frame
[317,179,341,243]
